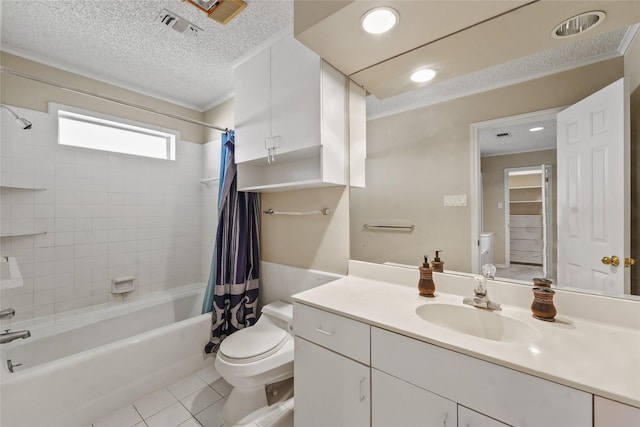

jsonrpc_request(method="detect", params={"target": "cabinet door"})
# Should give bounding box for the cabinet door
[458,406,509,427]
[372,369,456,427]
[234,47,271,163]
[594,396,640,426]
[270,36,321,156]
[294,337,370,427]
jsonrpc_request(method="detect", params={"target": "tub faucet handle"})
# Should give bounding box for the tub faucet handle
[0,308,15,319]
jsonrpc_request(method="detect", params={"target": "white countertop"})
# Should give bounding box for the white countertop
[292,271,640,408]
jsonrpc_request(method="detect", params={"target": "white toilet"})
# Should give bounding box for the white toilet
[214,300,294,425]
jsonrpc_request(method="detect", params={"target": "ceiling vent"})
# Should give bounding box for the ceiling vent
[155,9,203,36]
[496,132,511,138]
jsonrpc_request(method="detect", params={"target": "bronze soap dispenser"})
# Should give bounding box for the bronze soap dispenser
[418,255,436,297]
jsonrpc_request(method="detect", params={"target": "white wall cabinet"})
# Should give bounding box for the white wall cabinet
[234,36,348,192]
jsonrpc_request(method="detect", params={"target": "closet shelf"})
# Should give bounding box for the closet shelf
[510,200,542,204]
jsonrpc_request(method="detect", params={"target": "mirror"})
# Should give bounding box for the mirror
[350,24,640,299]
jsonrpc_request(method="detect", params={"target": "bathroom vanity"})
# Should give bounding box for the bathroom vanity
[292,261,640,427]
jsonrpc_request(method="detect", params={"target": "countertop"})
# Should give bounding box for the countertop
[292,273,640,408]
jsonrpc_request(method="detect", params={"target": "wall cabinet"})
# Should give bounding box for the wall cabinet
[294,302,598,427]
[234,36,348,192]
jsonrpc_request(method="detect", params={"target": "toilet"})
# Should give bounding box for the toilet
[214,300,294,425]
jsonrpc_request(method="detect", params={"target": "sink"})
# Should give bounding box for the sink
[415,304,541,343]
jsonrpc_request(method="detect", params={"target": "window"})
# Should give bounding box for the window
[51,104,178,160]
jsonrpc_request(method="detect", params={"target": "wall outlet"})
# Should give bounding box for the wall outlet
[444,195,467,207]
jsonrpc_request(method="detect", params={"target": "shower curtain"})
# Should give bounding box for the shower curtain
[202,130,261,354]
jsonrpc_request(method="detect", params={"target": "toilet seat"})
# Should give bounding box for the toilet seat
[219,322,288,364]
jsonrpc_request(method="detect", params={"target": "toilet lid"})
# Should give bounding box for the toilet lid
[219,322,288,362]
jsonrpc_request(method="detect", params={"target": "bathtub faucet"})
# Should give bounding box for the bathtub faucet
[0,308,15,319]
[0,329,31,344]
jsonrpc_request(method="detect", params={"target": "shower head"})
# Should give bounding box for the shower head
[1,105,32,130]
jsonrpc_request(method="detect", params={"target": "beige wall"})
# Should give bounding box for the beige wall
[1,53,205,143]
[352,57,623,273]
[482,150,557,266]
[204,98,235,142]
[260,186,350,275]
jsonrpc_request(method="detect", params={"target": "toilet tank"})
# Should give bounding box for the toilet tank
[261,300,293,332]
[480,232,495,266]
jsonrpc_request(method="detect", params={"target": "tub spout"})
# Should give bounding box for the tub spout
[0,329,31,344]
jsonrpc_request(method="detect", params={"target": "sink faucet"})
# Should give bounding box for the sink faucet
[1,329,31,344]
[463,265,501,311]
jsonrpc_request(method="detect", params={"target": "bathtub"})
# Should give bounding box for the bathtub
[0,284,215,427]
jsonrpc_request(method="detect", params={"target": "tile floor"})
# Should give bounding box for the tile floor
[90,365,294,427]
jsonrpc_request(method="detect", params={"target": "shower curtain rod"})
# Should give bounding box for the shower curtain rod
[0,66,230,133]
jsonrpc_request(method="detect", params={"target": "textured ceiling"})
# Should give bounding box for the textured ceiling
[0,0,633,118]
[1,0,293,110]
[479,117,558,157]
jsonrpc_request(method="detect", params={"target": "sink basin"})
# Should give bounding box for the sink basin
[415,304,541,343]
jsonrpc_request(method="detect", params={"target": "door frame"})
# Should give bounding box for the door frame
[470,107,564,274]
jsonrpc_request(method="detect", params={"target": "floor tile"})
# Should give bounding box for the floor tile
[181,385,224,415]
[195,364,222,385]
[145,402,192,427]
[92,404,142,427]
[134,388,178,419]
[178,417,204,427]
[194,398,226,427]
[210,378,233,397]
[168,374,208,400]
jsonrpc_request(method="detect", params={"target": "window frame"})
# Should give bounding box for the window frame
[49,103,179,161]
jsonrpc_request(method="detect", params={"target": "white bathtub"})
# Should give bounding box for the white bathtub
[0,284,215,427]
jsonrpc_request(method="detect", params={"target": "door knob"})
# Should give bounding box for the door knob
[601,256,620,267]
[625,257,636,268]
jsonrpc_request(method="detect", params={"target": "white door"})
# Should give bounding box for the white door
[557,78,628,295]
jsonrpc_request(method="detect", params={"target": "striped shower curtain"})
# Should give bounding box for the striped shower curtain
[203,130,261,354]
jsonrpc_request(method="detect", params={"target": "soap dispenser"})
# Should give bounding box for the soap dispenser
[418,256,436,297]
[431,250,444,273]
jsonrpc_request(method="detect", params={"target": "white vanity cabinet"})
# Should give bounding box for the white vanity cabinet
[371,327,592,427]
[233,36,348,192]
[458,406,509,427]
[594,396,640,426]
[372,369,457,427]
[293,303,370,427]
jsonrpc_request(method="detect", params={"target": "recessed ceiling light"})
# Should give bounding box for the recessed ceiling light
[361,7,399,34]
[552,11,605,39]
[410,68,437,83]
[529,126,545,132]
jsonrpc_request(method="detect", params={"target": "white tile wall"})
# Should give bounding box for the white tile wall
[259,261,343,307]
[1,106,217,324]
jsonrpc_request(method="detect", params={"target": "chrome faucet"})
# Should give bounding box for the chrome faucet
[463,264,501,311]
[0,308,15,319]
[0,329,31,344]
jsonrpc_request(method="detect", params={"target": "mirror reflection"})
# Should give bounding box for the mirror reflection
[350,25,639,298]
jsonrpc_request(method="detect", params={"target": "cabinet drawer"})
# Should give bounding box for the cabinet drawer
[294,303,370,364]
[371,327,591,427]
[510,239,542,252]
[594,396,640,426]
